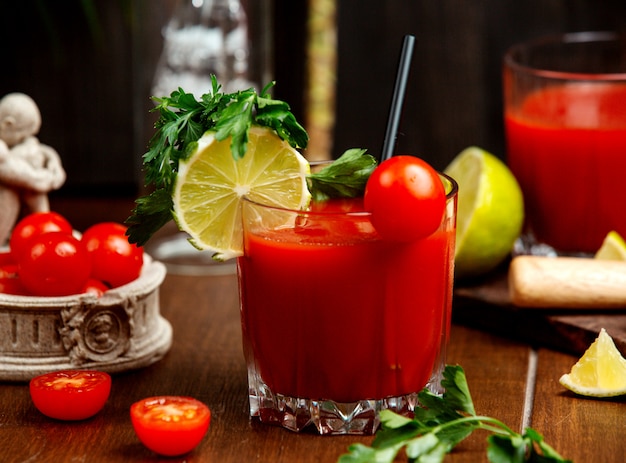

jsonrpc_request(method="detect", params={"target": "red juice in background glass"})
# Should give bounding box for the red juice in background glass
[237,174,457,435]
[505,83,626,253]
[503,32,626,254]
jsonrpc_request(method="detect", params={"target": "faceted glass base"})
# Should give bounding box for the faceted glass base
[247,365,445,435]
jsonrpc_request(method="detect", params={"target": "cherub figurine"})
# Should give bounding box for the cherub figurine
[0,93,66,245]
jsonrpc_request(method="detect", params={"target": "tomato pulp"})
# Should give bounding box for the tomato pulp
[505,82,626,253]
[238,197,456,403]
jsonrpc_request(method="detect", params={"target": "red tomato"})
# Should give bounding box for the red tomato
[81,278,109,297]
[0,250,14,266]
[0,262,28,295]
[0,276,30,295]
[30,370,111,420]
[10,212,73,260]
[82,222,143,288]
[17,232,92,297]
[130,396,211,456]
[0,263,18,279]
[364,155,446,241]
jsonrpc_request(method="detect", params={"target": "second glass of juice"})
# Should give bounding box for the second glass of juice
[504,32,626,255]
[237,169,457,435]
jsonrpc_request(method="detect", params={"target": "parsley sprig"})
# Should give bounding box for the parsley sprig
[338,365,571,463]
[307,148,377,202]
[125,77,308,246]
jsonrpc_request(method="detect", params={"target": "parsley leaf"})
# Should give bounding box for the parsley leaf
[125,77,308,246]
[337,365,572,463]
[307,148,377,201]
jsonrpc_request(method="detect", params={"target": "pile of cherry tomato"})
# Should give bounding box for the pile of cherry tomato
[0,211,143,297]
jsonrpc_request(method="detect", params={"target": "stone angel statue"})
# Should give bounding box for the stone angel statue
[0,93,66,245]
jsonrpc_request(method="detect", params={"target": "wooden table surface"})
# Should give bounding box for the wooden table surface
[0,269,623,463]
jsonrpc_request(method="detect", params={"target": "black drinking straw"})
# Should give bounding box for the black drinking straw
[380,34,415,162]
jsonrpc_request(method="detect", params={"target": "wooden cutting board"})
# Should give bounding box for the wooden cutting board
[452,266,626,356]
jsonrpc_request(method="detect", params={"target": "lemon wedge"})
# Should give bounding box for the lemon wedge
[559,328,626,397]
[444,146,524,279]
[173,126,311,260]
[594,230,626,261]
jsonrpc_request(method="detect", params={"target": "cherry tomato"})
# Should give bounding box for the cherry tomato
[30,370,111,420]
[130,396,211,456]
[81,278,109,297]
[0,262,28,295]
[364,155,446,241]
[9,212,73,260]
[0,250,14,266]
[0,263,18,279]
[82,222,143,288]
[0,276,29,295]
[17,232,92,297]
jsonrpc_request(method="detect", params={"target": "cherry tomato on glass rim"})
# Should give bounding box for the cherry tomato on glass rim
[17,231,91,297]
[364,155,446,241]
[130,396,211,456]
[9,211,73,261]
[82,222,143,288]
[29,370,111,420]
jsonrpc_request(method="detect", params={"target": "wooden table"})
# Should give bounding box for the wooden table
[0,269,623,462]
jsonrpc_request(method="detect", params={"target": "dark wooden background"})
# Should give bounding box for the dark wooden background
[1,0,625,201]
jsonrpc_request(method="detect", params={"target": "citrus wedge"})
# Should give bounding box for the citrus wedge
[594,230,626,261]
[443,146,524,279]
[173,126,311,260]
[559,328,626,397]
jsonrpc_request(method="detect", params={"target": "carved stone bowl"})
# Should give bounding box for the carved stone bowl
[0,255,172,381]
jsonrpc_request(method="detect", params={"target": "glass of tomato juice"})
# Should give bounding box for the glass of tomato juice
[504,32,626,255]
[237,166,457,435]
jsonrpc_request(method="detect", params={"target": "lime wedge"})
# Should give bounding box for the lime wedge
[173,126,311,260]
[594,230,626,261]
[444,146,524,279]
[559,329,626,397]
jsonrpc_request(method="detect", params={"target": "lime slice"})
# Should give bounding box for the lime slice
[444,146,524,279]
[173,126,311,260]
[559,329,626,397]
[594,230,626,261]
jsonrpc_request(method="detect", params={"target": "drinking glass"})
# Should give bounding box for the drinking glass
[504,32,626,255]
[237,169,457,435]
[146,0,273,275]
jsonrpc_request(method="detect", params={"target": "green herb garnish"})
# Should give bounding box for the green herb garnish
[125,77,308,246]
[307,148,377,202]
[338,365,571,463]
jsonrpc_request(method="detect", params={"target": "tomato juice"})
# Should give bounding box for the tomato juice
[238,194,456,405]
[504,30,626,254]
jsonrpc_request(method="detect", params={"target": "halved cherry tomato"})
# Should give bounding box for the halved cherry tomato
[30,370,111,420]
[82,222,143,288]
[17,231,92,297]
[364,155,446,241]
[9,212,73,261]
[130,396,211,456]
